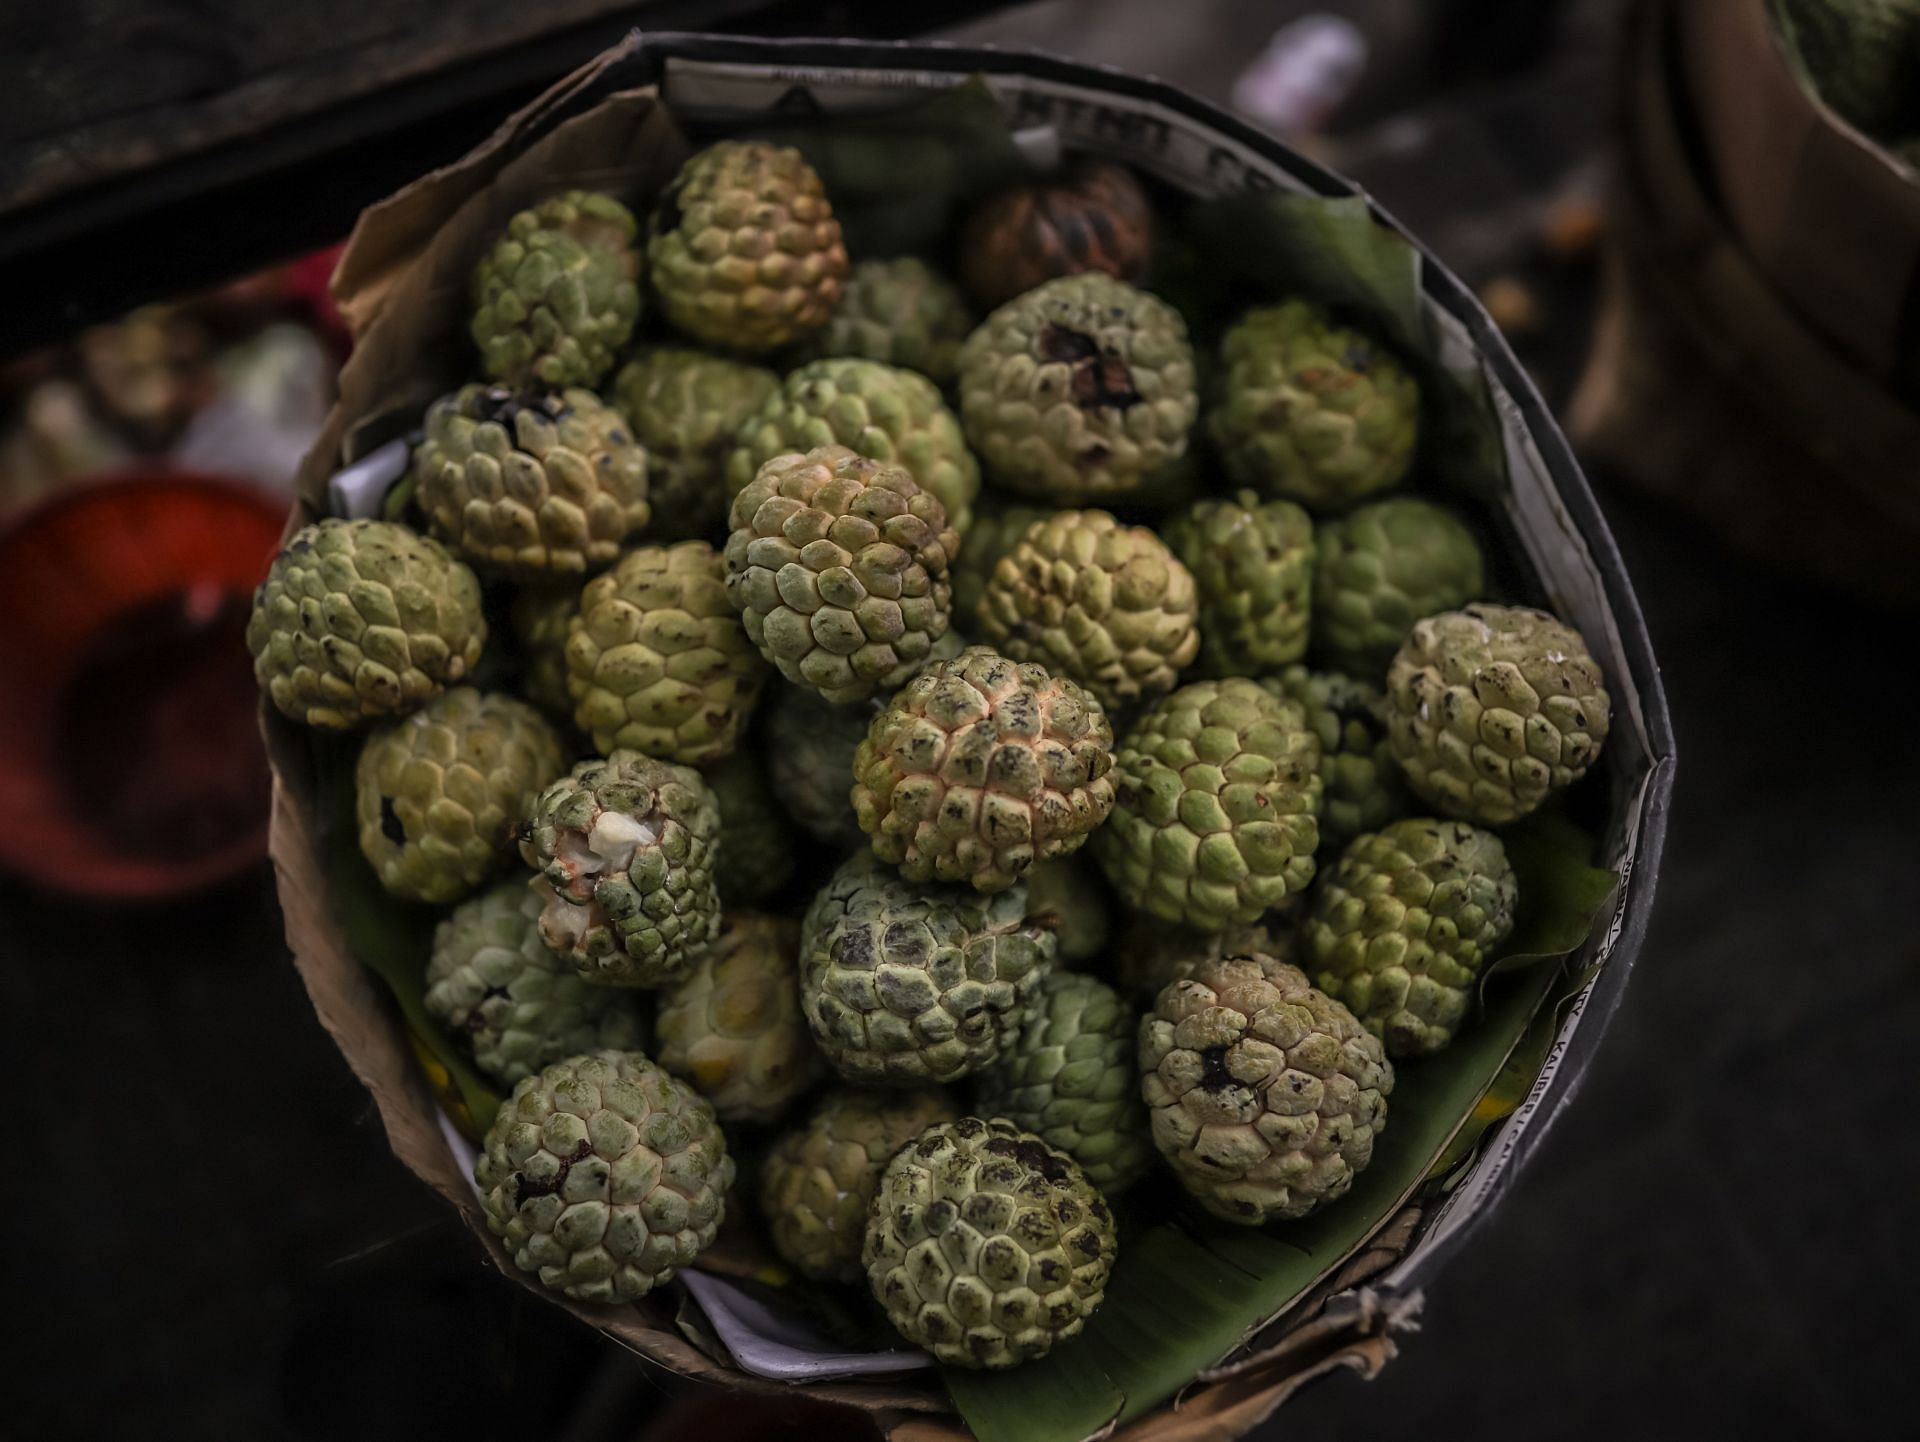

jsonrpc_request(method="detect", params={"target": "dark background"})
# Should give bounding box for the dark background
[5,1,1915,1438]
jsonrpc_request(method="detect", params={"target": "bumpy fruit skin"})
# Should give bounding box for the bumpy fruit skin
[951,501,1047,630]
[958,158,1154,310]
[355,687,566,904]
[609,347,780,541]
[760,1087,961,1283]
[424,881,648,1087]
[1313,498,1485,676]
[725,358,980,538]
[1111,917,1287,1003]
[1386,604,1611,825]
[248,518,486,730]
[977,509,1199,711]
[853,648,1116,892]
[764,684,871,849]
[654,913,821,1123]
[413,385,649,579]
[470,191,640,389]
[1207,302,1418,511]
[1303,819,1517,1056]
[1139,954,1391,1224]
[646,141,848,354]
[703,752,796,904]
[476,1051,733,1302]
[564,542,765,764]
[799,852,1055,1084]
[957,274,1197,502]
[863,1116,1117,1369]
[973,972,1152,1191]
[1095,678,1323,930]
[724,446,958,704]
[519,750,722,987]
[795,257,973,385]
[509,585,580,719]
[1023,857,1110,965]
[1265,667,1405,849]
[1164,491,1314,676]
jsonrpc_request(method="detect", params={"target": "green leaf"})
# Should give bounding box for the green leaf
[1485,811,1619,978]
[943,913,1587,1442]
[313,739,503,1138]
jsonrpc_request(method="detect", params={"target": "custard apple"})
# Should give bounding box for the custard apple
[972,971,1152,1191]
[1023,856,1111,966]
[976,509,1199,711]
[248,518,486,730]
[853,647,1116,892]
[725,357,980,538]
[724,445,958,704]
[654,912,821,1123]
[951,500,1047,630]
[355,687,565,904]
[519,750,722,987]
[509,584,580,719]
[1313,497,1485,676]
[412,385,649,579]
[764,683,871,849]
[760,1086,961,1283]
[470,190,640,389]
[1111,916,1290,1003]
[958,157,1155,310]
[608,347,779,541]
[424,881,649,1087]
[1207,301,1418,511]
[564,541,765,764]
[798,851,1055,1085]
[476,1051,732,1302]
[1303,818,1518,1056]
[1094,678,1323,929]
[794,257,973,385]
[702,751,796,904]
[863,1115,1117,1369]
[1264,666,1406,849]
[647,141,848,354]
[956,273,1197,502]
[1386,604,1611,825]
[1164,490,1314,675]
[1139,954,1391,1224]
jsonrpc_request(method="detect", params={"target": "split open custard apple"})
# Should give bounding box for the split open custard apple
[1139,954,1391,1224]
[761,1086,962,1283]
[1164,490,1315,676]
[1264,666,1406,849]
[957,273,1197,502]
[608,347,779,541]
[476,1051,732,1302]
[863,1115,1117,1369]
[725,357,980,540]
[248,518,486,730]
[519,750,722,987]
[1095,678,1323,929]
[972,971,1153,1192]
[355,687,565,904]
[764,683,872,849]
[470,190,640,389]
[413,385,649,579]
[976,509,1199,711]
[795,257,974,385]
[564,541,765,764]
[1207,301,1418,511]
[646,141,848,354]
[1312,497,1485,676]
[798,851,1055,1084]
[424,880,648,1087]
[1386,603,1611,825]
[724,445,958,704]
[853,647,1116,893]
[1303,818,1517,1056]
[654,912,821,1124]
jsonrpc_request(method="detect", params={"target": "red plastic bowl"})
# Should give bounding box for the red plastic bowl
[0,471,287,897]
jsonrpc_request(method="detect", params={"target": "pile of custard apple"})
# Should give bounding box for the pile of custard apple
[248,140,1612,1371]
